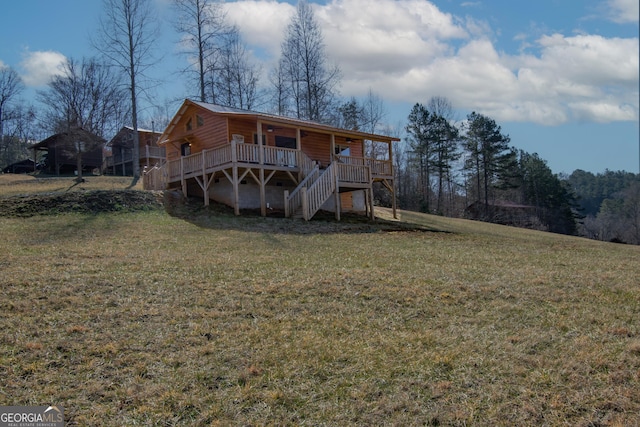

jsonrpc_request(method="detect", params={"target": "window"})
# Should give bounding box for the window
[335,144,350,156]
[185,118,193,131]
[275,136,296,149]
[196,115,204,127]
[253,133,266,145]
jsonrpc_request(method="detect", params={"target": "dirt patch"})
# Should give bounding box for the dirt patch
[0,190,164,217]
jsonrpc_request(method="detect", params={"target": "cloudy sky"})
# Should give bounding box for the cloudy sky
[1,0,638,174]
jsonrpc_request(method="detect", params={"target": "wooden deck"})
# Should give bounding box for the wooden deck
[107,145,166,175]
[144,140,395,220]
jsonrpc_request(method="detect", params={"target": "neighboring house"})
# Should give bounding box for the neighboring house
[145,100,399,220]
[31,129,105,175]
[106,126,164,176]
[2,159,36,174]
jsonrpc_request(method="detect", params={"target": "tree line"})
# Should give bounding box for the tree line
[0,0,637,243]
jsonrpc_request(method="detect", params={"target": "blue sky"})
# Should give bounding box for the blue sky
[1,0,638,174]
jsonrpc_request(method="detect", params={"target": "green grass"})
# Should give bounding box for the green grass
[1,176,639,425]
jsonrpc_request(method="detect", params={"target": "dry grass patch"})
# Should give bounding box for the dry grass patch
[0,185,639,425]
[0,174,143,196]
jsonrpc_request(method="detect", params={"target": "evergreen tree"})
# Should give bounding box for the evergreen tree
[405,103,432,212]
[462,112,513,219]
[430,114,460,214]
[338,97,362,131]
[519,151,578,234]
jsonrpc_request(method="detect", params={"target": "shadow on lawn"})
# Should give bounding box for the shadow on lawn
[163,191,450,235]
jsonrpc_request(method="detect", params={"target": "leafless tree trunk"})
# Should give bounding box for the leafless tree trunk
[173,0,234,103]
[37,57,127,180]
[277,0,340,122]
[217,31,261,110]
[95,0,159,181]
[38,57,127,137]
[269,61,290,116]
[0,66,24,146]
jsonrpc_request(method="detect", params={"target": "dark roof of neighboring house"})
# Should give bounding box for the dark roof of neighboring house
[159,99,401,145]
[2,159,36,173]
[106,126,162,147]
[32,129,105,150]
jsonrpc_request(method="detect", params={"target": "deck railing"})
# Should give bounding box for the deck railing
[302,162,336,220]
[163,142,391,194]
[264,146,296,166]
[299,151,316,177]
[165,140,312,184]
[204,145,232,169]
[335,155,392,178]
[235,142,259,163]
[284,165,320,218]
[143,164,167,190]
[336,162,370,184]
[107,146,166,167]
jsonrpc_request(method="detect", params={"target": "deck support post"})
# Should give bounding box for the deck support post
[364,190,370,219]
[284,190,290,218]
[368,166,374,220]
[180,156,188,197]
[232,166,240,215]
[202,150,209,206]
[260,167,266,217]
[231,140,240,215]
[334,167,341,221]
[368,186,375,220]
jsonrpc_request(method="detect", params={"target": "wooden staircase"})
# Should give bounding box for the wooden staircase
[285,162,337,220]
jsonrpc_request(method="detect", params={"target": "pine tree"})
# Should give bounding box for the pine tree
[462,112,513,219]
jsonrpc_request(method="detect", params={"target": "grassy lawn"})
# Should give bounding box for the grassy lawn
[1,176,639,425]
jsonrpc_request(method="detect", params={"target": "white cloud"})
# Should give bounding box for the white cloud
[607,0,639,24]
[511,34,639,123]
[319,0,467,75]
[226,0,638,126]
[223,0,295,61]
[19,50,67,86]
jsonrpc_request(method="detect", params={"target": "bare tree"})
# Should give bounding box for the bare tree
[361,89,388,160]
[427,96,455,122]
[0,66,25,145]
[0,103,37,170]
[38,57,128,138]
[174,0,233,103]
[216,30,262,110]
[277,0,340,122]
[269,60,291,116]
[38,57,127,181]
[94,0,159,180]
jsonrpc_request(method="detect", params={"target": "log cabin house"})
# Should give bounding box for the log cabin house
[106,126,164,176]
[144,100,399,220]
[31,129,104,175]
